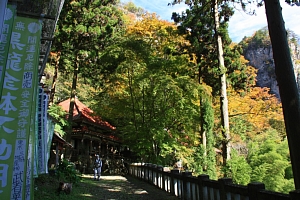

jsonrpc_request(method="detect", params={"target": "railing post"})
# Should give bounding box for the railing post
[219,178,233,200]
[144,163,147,181]
[248,182,265,200]
[140,163,143,178]
[198,174,209,200]
[157,165,163,189]
[153,164,157,185]
[148,163,152,183]
[170,169,180,196]
[145,163,150,182]
[290,189,300,200]
[182,172,193,200]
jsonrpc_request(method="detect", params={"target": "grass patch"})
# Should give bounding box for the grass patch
[34,174,100,200]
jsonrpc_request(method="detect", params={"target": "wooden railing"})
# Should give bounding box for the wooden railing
[128,163,300,200]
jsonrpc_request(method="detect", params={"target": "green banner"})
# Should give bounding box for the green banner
[0,16,42,199]
[0,0,8,38]
[37,87,46,174]
[0,4,16,99]
[25,78,39,200]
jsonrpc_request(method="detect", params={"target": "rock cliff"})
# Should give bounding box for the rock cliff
[241,28,300,99]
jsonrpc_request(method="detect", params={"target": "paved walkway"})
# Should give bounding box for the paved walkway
[81,174,179,200]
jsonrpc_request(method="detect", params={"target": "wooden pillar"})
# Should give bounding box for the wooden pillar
[170,169,179,196]
[182,171,192,200]
[198,174,209,200]
[290,189,300,200]
[80,137,84,155]
[98,140,101,156]
[55,142,59,168]
[264,0,300,189]
[248,182,265,200]
[90,139,93,155]
[219,178,232,200]
[106,143,109,157]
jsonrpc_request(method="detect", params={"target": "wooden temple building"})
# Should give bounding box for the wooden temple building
[58,98,122,173]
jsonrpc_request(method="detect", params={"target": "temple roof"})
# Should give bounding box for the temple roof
[52,132,73,149]
[58,98,116,131]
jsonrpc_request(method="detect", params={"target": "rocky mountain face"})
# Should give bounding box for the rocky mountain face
[242,34,300,99]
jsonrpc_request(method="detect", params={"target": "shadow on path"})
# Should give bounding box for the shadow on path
[80,174,179,200]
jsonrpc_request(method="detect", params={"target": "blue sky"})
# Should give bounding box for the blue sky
[120,0,300,43]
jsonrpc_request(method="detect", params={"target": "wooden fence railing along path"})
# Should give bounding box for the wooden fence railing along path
[128,163,300,200]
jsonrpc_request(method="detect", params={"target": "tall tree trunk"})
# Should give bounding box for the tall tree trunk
[213,0,230,166]
[49,51,61,105]
[128,67,137,131]
[198,55,208,170]
[66,57,79,160]
[265,0,300,189]
[200,93,208,170]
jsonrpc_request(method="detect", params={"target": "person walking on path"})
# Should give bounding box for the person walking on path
[94,154,102,181]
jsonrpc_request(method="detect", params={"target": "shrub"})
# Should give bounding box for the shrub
[56,159,81,184]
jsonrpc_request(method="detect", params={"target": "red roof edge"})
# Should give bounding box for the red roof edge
[58,98,116,130]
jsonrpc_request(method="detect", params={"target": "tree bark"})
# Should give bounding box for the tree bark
[213,0,230,166]
[65,56,79,160]
[49,51,61,105]
[265,0,300,189]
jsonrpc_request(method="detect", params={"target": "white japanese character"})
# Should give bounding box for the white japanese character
[0,92,17,114]
[3,71,20,90]
[26,45,36,53]
[24,62,33,71]
[15,21,25,31]
[0,164,9,192]
[25,53,34,61]
[21,90,30,99]
[18,118,28,128]
[17,128,26,138]
[0,116,14,134]
[7,52,22,71]
[2,24,9,34]
[18,109,29,118]
[20,99,29,108]
[0,139,12,160]
[27,36,37,44]
[11,32,25,50]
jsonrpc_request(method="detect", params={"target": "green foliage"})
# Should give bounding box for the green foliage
[53,0,126,86]
[247,130,295,193]
[92,15,203,166]
[48,104,69,136]
[230,116,254,141]
[189,94,216,179]
[47,1,295,195]
[122,1,145,16]
[201,95,217,179]
[251,27,270,47]
[190,145,205,175]
[56,160,81,184]
[172,0,251,95]
[223,150,252,185]
[269,118,286,140]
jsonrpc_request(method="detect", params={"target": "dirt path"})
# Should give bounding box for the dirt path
[80,174,179,200]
